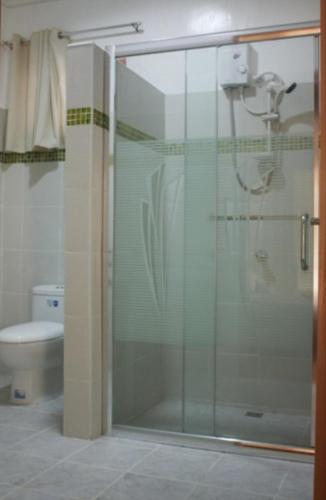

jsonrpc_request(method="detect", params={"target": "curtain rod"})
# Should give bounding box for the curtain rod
[1,21,143,49]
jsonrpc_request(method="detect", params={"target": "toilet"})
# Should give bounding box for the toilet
[0,285,64,405]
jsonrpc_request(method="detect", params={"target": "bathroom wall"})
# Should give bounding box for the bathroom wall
[0,163,64,328]
[0,46,65,390]
[2,0,319,46]
[64,43,106,438]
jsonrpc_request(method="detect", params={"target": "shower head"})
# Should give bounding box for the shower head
[274,81,297,110]
[285,82,297,94]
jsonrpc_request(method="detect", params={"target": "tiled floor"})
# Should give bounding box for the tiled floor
[127,399,311,447]
[0,396,313,500]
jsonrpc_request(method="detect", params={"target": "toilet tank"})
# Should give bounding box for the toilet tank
[32,285,64,323]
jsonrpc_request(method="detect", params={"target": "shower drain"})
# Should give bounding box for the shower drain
[245,411,264,418]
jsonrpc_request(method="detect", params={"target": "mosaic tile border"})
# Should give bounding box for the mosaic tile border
[94,109,109,130]
[67,107,92,126]
[67,108,109,129]
[0,149,65,164]
[0,103,313,165]
[133,135,314,156]
[117,120,156,142]
[0,107,109,164]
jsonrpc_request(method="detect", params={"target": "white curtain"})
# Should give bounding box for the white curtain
[5,29,67,153]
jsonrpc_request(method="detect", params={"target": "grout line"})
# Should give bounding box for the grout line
[89,445,161,500]
[0,429,312,500]
[276,471,289,495]
[0,431,93,500]
[5,424,60,450]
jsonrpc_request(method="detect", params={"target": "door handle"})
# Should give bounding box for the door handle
[300,213,309,271]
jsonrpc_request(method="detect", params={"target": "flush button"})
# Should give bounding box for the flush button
[47,299,59,307]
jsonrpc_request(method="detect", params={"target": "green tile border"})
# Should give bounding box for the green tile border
[94,109,109,130]
[0,149,65,164]
[67,107,92,126]
[116,120,155,142]
[0,102,313,165]
[67,107,109,129]
[132,135,313,156]
[0,107,109,164]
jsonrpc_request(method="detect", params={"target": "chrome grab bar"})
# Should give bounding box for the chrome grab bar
[209,214,300,221]
[300,214,309,271]
[209,213,320,272]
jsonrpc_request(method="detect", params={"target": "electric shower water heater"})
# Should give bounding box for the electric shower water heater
[219,44,254,88]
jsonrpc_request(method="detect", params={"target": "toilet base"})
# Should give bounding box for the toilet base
[10,366,63,405]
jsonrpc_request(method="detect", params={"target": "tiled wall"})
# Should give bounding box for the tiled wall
[0,124,64,390]
[63,44,106,439]
[0,162,64,329]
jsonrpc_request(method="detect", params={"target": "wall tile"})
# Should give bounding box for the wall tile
[2,164,25,206]
[65,252,90,317]
[64,379,92,438]
[21,251,60,294]
[64,315,92,381]
[2,250,22,293]
[23,206,62,251]
[25,163,63,206]
[64,187,90,253]
[66,45,93,109]
[2,205,23,250]
[65,126,92,189]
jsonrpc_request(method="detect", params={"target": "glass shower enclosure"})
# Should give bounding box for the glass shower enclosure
[111,33,318,450]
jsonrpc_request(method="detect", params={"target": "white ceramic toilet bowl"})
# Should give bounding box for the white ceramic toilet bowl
[0,322,64,404]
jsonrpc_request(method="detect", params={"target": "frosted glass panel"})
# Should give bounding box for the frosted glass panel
[112,37,315,447]
[113,53,186,431]
[183,48,217,436]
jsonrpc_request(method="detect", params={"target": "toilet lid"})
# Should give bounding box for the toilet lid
[0,322,64,343]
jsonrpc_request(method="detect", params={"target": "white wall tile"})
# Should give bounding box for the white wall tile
[66,45,93,109]
[23,206,62,251]
[24,163,63,206]
[2,164,26,206]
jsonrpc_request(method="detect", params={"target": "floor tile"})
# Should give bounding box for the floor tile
[68,437,157,471]
[3,487,64,500]
[96,472,194,500]
[31,397,64,415]
[132,445,222,483]
[11,427,89,460]
[0,483,14,498]
[0,450,56,487]
[276,462,313,500]
[203,454,287,496]
[187,484,274,500]
[0,406,61,431]
[26,462,121,499]
[0,424,38,448]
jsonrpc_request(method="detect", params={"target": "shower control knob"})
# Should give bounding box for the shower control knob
[238,64,247,74]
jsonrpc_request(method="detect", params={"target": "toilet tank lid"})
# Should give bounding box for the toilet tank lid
[32,285,64,297]
[0,322,64,343]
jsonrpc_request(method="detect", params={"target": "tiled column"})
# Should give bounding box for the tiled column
[64,44,107,439]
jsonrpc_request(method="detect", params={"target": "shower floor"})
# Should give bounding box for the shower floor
[124,399,311,448]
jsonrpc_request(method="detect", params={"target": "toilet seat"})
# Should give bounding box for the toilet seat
[0,322,64,344]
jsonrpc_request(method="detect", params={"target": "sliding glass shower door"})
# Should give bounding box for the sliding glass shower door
[112,35,316,448]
